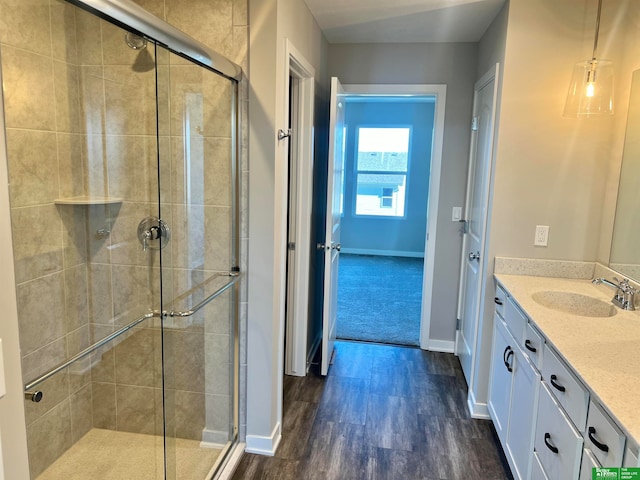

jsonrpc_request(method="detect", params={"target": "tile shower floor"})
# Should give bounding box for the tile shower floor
[36,428,222,479]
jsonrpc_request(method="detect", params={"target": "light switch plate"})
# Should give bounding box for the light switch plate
[452,207,462,222]
[534,225,549,247]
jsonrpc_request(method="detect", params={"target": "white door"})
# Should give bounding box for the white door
[457,65,499,383]
[321,77,345,376]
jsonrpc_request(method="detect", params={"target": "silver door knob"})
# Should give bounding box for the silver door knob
[468,251,480,261]
[331,243,341,251]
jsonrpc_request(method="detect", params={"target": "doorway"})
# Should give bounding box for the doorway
[327,84,447,353]
[335,98,436,346]
[282,41,317,377]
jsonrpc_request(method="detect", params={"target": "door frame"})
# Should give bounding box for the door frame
[455,64,500,416]
[282,39,316,376]
[341,83,446,351]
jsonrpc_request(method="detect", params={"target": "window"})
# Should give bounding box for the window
[355,127,410,217]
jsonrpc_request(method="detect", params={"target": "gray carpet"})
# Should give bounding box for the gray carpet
[336,254,423,346]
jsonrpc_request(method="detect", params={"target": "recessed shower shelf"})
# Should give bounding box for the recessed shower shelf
[54,196,123,205]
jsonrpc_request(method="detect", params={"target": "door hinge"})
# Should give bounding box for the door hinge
[288,241,296,251]
[456,318,461,330]
[459,219,469,234]
[471,116,479,132]
[278,128,292,140]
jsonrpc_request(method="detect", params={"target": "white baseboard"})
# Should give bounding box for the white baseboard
[245,423,281,456]
[426,339,455,353]
[340,248,424,258]
[467,390,490,419]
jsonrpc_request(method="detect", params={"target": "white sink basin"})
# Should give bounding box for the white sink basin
[531,291,617,318]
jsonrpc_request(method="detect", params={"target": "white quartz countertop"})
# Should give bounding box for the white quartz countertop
[494,273,640,446]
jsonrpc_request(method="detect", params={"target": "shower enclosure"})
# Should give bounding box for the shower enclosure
[0,0,242,478]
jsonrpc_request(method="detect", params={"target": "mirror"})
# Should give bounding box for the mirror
[610,69,640,282]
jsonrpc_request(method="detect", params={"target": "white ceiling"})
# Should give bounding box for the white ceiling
[302,0,507,44]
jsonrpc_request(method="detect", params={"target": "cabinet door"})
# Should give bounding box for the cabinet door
[534,383,583,480]
[531,452,549,480]
[506,346,541,480]
[488,314,515,444]
[580,448,600,480]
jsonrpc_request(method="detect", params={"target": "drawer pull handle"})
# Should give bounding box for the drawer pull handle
[525,339,537,353]
[550,374,566,393]
[494,297,503,306]
[588,427,610,453]
[544,433,559,454]
[503,345,510,365]
[504,349,514,373]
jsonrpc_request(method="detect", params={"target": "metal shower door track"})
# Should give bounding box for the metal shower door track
[67,0,243,80]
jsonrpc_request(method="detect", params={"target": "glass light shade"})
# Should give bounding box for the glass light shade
[564,59,614,117]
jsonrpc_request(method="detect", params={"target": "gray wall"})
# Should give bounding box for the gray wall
[328,43,478,344]
[248,0,329,450]
[341,101,435,255]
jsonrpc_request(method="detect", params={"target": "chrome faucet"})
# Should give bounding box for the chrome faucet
[592,277,637,311]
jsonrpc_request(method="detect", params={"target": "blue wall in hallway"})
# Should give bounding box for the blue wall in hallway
[341,100,435,255]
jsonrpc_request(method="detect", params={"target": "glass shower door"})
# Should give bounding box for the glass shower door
[7,6,168,478]
[3,1,238,477]
[155,47,239,480]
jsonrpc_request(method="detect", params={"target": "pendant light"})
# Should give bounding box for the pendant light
[564,0,614,117]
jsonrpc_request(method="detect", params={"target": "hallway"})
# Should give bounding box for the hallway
[233,341,511,479]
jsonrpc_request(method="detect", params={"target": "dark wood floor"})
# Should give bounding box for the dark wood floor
[232,341,513,480]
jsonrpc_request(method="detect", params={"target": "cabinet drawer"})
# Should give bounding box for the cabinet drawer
[495,285,507,318]
[542,344,589,431]
[524,322,544,370]
[531,451,549,480]
[505,297,527,345]
[535,383,583,480]
[579,448,600,480]
[585,401,625,467]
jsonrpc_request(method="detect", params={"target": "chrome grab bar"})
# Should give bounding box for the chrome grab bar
[24,310,157,395]
[164,272,241,318]
[24,270,242,399]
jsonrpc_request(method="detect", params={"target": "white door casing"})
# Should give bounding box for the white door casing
[456,64,500,386]
[282,39,316,377]
[321,77,345,376]
[340,84,446,352]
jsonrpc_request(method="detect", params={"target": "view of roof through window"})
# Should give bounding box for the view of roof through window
[355,127,410,217]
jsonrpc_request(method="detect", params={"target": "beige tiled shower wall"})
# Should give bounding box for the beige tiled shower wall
[0,0,248,477]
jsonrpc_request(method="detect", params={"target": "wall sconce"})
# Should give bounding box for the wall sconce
[564,0,614,117]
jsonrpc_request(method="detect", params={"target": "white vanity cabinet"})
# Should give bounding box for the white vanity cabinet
[488,295,541,480]
[492,278,633,480]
